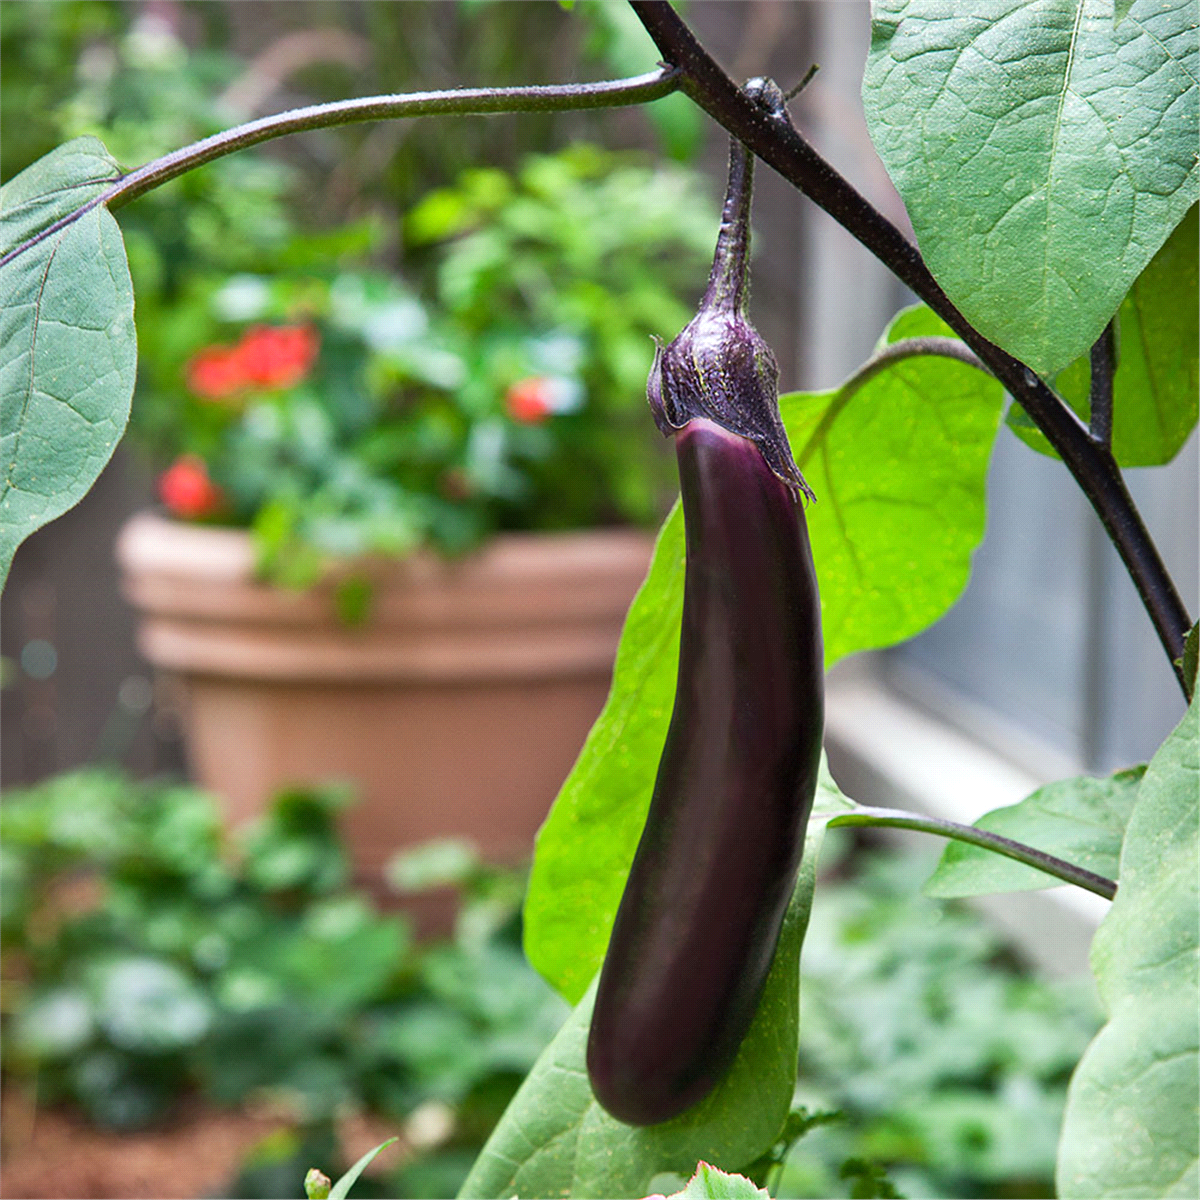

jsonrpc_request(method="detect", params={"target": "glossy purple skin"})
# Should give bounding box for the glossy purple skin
[586,417,824,1127]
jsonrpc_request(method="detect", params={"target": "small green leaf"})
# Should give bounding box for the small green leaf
[328,1137,399,1200]
[924,766,1144,898]
[864,0,1199,376]
[839,1158,904,1200]
[668,1162,769,1199]
[1,137,135,589]
[1056,698,1199,1198]
[462,804,841,1200]
[524,305,1002,1003]
[1008,204,1199,465]
[1175,621,1198,701]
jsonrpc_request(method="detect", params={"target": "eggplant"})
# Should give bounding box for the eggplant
[586,82,824,1128]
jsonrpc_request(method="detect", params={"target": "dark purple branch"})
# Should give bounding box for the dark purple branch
[2,69,679,270]
[1089,321,1117,448]
[629,0,1192,690]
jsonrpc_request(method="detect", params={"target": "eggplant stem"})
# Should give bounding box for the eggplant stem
[702,137,753,314]
[827,804,1118,900]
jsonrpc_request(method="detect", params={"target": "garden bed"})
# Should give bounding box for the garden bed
[0,1091,399,1200]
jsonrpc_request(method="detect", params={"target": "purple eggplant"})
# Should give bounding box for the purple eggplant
[586,82,824,1127]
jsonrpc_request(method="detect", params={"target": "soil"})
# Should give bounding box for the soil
[0,1091,402,1200]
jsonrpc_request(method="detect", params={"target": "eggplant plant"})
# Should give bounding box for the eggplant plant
[1,3,1196,1199]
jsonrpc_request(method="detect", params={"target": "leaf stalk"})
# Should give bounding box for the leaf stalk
[1,69,679,269]
[827,804,1117,900]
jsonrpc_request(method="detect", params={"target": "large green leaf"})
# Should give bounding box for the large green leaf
[524,502,684,1005]
[0,136,134,589]
[1008,205,1199,465]
[787,306,1005,665]
[1057,698,1199,1198]
[461,791,847,1200]
[864,0,1200,377]
[524,304,1004,1003]
[923,765,1144,898]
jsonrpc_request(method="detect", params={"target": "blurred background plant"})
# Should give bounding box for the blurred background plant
[0,773,1102,1199]
[775,842,1103,1200]
[135,142,716,587]
[0,770,569,1198]
[2,2,718,589]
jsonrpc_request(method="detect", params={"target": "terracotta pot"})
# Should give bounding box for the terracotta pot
[116,512,653,893]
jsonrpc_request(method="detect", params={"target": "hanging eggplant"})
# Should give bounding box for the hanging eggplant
[586,80,825,1128]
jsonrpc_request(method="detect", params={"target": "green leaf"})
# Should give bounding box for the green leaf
[923,766,1144,898]
[1,137,135,589]
[668,1162,769,1199]
[328,1137,399,1200]
[462,803,842,1200]
[1056,698,1199,1198]
[1178,621,1199,701]
[524,304,1002,1003]
[1008,204,1199,465]
[787,306,1005,665]
[864,0,1200,376]
[523,504,684,1004]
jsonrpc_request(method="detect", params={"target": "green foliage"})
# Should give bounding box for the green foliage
[461,797,844,1200]
[0,22,717,589]
[924,766,1144,898]
[0,137,135,590]
[1056,697,1199,1198]
[1179,621,1199,701]
[328,1138,400,1200]
[863,0,1199,377]
[0,1,127,181]
[777,849,1104,1200]
[573,0,704,160]
[785,307,1005,664]
[524,305,1003,1004]
[1007,205,1200,464]
[667,1162,770,1199]
[136,145,714,582]
[1,769,566,1195]
[839,1159,903,1200]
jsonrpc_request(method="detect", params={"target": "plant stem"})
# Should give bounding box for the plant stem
[827,805,1117,900]
[702,131,753,314]
[1,69,679,269]
[628,0,1193,693]
[1089,320,1117,448]
[838,336,984,394]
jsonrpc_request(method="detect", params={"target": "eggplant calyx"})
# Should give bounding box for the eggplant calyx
[647,80,814,503]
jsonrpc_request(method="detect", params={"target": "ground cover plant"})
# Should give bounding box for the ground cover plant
[0,771,1104,1198]
[0,771,567,1195]
[1,2,1197,1198]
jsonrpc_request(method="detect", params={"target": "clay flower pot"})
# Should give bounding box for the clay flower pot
[116,512,653,892]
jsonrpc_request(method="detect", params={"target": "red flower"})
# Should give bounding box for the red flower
[237,324,320,390]
[505,377,553,423]
[187,346,246,401]
[185,324,319,400]
[158,455,225,520]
